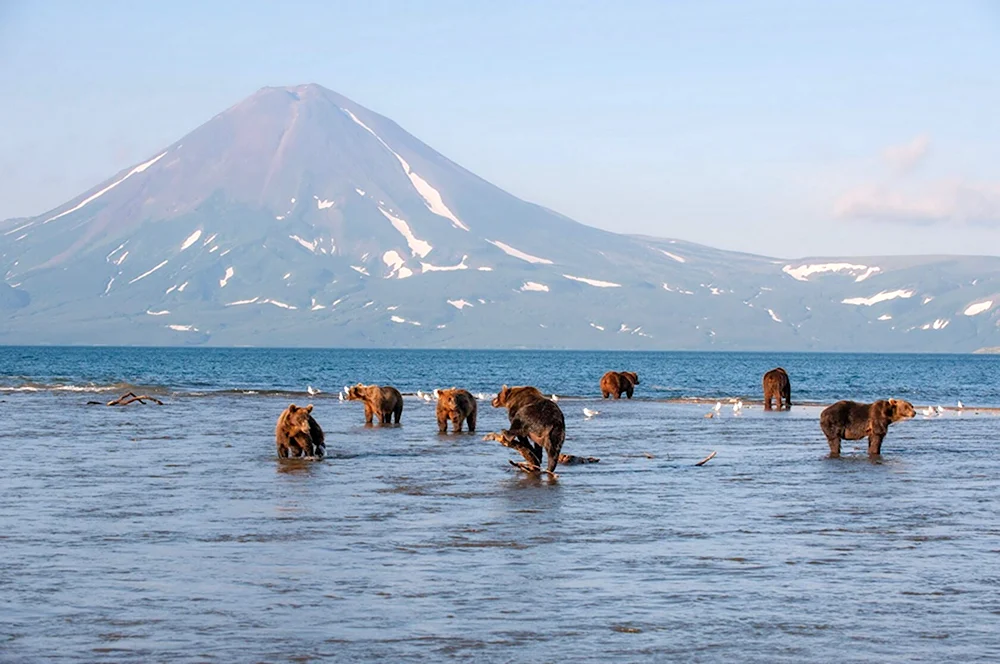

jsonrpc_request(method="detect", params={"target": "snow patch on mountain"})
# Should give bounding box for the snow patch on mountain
[382,250,408,278]
[783,263,881,282]
[167,324,199,332]
[421,256,468,272]
[563,274,622,288]
[842,289,914,306]
[921,318,950,330]
[219,267,234,288]
[43,152,167,225]
[180,230,202,251]
[486,240,553,265]
[226,297,259,306]
[317,199,335,210]
[378,208,432,258]
[289,235,321,253]
[262,299,296,310]
[146,310,170,316]
[112,251,129,266]
[878,314,892,320]
[447,299,473,310]
[351,266,369,276]
[342,108,469,231]
[128,260,168,284]
[658,249,686,263]
[521,282,549,292]
[391,315,421,326]
[663,283,694,295]
[963,300,993,316]
[768,309,782,323]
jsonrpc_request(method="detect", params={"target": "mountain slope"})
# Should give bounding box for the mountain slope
[2,84,999,351]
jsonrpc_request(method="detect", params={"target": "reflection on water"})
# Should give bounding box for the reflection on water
[1,392,999,662]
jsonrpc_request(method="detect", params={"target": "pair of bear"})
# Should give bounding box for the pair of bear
[762,367,916,456]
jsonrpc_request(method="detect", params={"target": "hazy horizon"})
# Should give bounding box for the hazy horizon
[1,1,998,258]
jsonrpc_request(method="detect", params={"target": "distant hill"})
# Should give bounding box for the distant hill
[2,84,999,351]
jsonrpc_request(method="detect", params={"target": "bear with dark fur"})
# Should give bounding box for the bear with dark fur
[436,388,477,433]
[600,371,639,399]
[346,383,403,425]
[820,398,916,457]
[762,367,792,411]
[275,404,325,459]
[491,385,565,474]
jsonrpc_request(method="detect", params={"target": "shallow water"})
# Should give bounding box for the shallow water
[2,349,1000,661]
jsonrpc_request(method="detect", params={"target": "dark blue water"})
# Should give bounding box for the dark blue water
[2,346,999,406]
[2,347,999,662]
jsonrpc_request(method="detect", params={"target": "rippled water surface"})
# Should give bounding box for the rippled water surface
[2,348,999,661]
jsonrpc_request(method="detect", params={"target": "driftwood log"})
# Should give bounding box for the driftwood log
[483,430,599,475]
[102,391,164,406]
[695,451,717,466]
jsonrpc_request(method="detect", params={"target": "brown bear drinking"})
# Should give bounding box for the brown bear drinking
[490,385,566,474]
[762,367,792,411]
[820,399,916,457]
[436,388,477,433]
[346,383,403,425]
[600,371,639,399]
[275,404,325,459]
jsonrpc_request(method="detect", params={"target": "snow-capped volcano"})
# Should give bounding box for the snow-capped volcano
[2,84,999,351]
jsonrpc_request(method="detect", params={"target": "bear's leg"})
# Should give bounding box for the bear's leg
[394,405,402,424]
[764,391,773,411]
[467,412,476,433]
[826,436,842,457]
[626,386,633,399]
[437,413,448,434]
[867,434,884,456]
[364,404,374,425]
[451,414,463,433]
[602,391,610,399]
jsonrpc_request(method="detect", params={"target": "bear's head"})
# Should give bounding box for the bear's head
[492,385,510,409]
[284,404,314,438]
[437,388,459,408]
[622,371,639,385]
[346,383,372,401]
[888,398,916,422]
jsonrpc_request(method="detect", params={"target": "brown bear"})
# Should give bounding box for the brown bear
[436,388,477,433]
[820,399,916,457]
[275,404,325,459]
[346,383,403,425]
[762,367,792,411]
[600,371,639,399]
[491,384,565,474]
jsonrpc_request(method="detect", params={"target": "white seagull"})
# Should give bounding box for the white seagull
[432,389,440,400]
[923,406,935,418]
[935,405,944,415]
[957,400,965,410]
[551,394,559,402]
[583,408,599,420]
[713,401,722,413]
[338,392,344,402]
[732,400,743,414]
[307,385,319,396]
[416,390,425,400]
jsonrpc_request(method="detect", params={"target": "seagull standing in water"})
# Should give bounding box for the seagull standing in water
[714,402,722,414]
[732,400,743,415]
[551,394,559,402]
[957,400,965,410]
[338,392,344,402]
[307,385,320,396]
[583,408,599,420]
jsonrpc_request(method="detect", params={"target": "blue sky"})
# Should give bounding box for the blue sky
[1,0,998,257]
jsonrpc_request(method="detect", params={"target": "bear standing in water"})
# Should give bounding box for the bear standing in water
[820,399,915,457]
[490,385,565,474]
[436,388,477,433]
[346,383,403,425]
[275,404,325,459]
[600,371,639,399]
[762,367,792,411]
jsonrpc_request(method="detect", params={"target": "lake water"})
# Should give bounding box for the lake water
[1,347,999,662]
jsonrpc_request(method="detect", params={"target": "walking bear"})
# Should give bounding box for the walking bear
[762,367,792,411]
[820,399,915,457]
[436,388,477,433]
[346,383,403,425]
[275,404,325,459]
[600,371,639,399]
[491,385,565,474]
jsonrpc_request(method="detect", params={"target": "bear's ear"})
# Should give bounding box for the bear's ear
[288,404,298,412]
[501,384,508,391]
[305,404,313,413]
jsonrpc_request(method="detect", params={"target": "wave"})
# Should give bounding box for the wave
[0,381,168,395]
